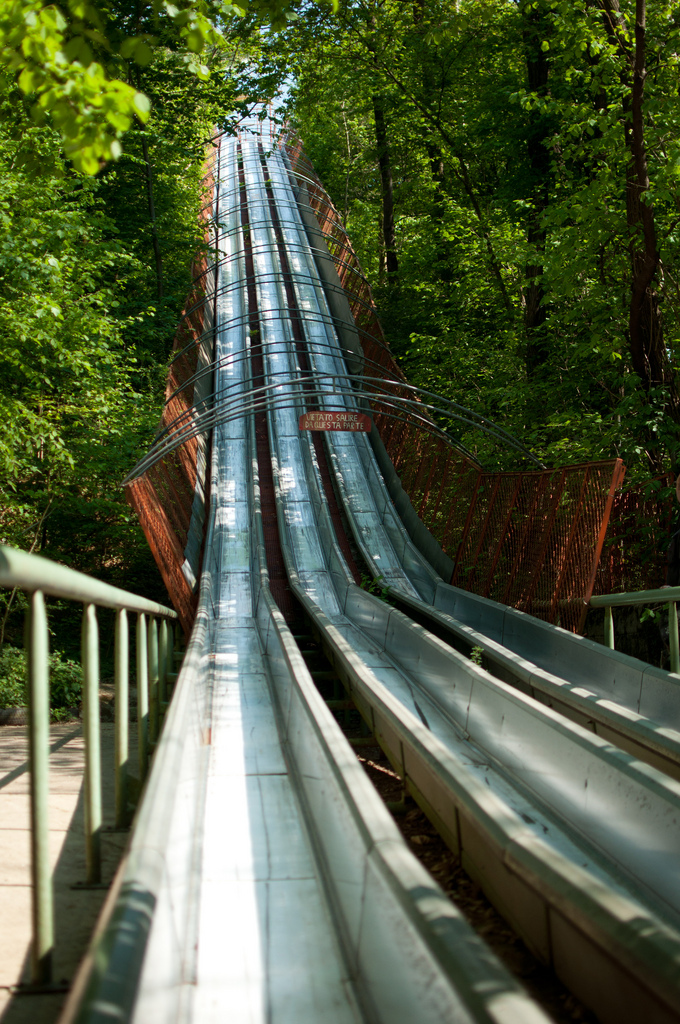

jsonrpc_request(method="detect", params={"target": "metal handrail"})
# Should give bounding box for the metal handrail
[0,545,178,987]
[0,546,179,615]
[590,586,680,674]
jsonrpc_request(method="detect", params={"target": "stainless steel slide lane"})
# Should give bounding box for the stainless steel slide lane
[265,146,440,604]
[431,579,680,725]
[388,581,680,780]
[261,136,680,917]
[174,144,362,1023]
[238,134,680,1023]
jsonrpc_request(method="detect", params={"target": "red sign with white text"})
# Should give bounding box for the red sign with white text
[299,411,372,433]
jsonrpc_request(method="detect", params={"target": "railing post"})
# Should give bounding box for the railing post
[603,605,615,650]
[26,590,54,985]
[137,612,148,780]
[167,622,175,688]
[114,608,129,829]
[669,601,680,675]
[81,603,102,885]
[158,618,168,707]
[148,616,159,743]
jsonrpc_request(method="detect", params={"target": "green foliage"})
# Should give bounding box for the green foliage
[359,572,391,603]
[469,646,484,667]
[0,102,163,589]
[0,0,152,172]
[273,0,680,492]
[0,14,295,660]
[0,0,325,172]
[0,40,264,648]
[0,645,25,707]
[640,605,664,626]
[48,649,83,713]
[0,643,82,718]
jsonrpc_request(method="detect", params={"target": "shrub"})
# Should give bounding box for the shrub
[48,654,83,713]
[0,644,82,719]
[0,645,26,708]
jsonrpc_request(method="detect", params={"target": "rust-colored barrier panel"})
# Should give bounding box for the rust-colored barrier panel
[126,473,198,635]
[444,462,625,633]
[124,145,218,635]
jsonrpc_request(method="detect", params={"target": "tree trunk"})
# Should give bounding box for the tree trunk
[372,93,399,278]
[378,216,387,279]
[625,0,666,393]
[522,1,551,378]
[600,0,678,417]
[141,135,164,301]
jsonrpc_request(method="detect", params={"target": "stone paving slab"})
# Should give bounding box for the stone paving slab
[0,722,137,1024]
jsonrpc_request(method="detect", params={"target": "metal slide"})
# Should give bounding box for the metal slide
[62,130,680,1024]
[62,137,550,1024]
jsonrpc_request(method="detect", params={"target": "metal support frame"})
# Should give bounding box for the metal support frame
[670,603,680,674]
[82,603,102,884]
[26,590,54,985]
[148,617,159,744]
[137,612,149,777]
[114,609,129,829]
[159,619,168,709]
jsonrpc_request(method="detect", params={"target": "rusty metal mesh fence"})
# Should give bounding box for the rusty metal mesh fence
[124,145,218,635]
[446,463,626,631]
[594,475,675,596]
[282,135,626,632]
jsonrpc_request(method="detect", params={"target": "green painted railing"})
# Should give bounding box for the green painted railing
[0,545,178,988]
[590,585,680,675]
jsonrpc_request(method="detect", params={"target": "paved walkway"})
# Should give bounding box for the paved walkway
[0,723,131,1024]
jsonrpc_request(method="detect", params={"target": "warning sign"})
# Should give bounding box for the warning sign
[299,411,372,433]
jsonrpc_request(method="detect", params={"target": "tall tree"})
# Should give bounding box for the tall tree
[372,92,398,278]
[599,0,678,419]
[521,0,552,378]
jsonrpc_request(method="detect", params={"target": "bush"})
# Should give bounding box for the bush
[49,654,83,718]
[0,644,82,719]
[0,646,26,708]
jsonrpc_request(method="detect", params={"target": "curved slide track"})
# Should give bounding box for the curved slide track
[62,128,680,1024]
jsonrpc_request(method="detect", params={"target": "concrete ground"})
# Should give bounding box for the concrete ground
[0,722,135,1024]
